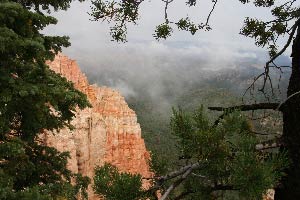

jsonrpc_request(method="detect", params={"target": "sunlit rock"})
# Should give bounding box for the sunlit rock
[42,54,152,199]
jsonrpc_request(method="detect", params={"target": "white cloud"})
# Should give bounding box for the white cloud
[42,0,292,99]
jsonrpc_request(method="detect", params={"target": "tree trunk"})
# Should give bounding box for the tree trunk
[275,24,300,199]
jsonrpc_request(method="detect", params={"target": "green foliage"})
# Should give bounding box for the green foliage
[127,93,180,175]
[148,151,169,176]
[0,0,90,141]
[93,163,148,200]
[0,0,91,199]
[239,0,275,7]
[90,0,140,42]
[90,0,300,58]
[176,18,199,35]
[153,23,173,40]
[89,0,297,198]
[186,0,197,7]
[239,0,300,56]
[89,0,216,41]
[0,139,91,199]
[92,105,288,199]
[169,108,288,199]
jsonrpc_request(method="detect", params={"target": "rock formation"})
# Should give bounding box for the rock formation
[42,54,275,200]
[42,53,152,199]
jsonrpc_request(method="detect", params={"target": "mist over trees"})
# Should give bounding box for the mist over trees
[1,0,300,199]
[90,0,300,199]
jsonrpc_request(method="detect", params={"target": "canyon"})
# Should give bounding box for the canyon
[41,53,274,200]
[42,53,152,199]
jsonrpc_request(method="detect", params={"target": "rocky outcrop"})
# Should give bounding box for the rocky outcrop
[43,54,152,199]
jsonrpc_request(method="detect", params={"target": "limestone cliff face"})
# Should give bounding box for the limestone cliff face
[43,54,152,199]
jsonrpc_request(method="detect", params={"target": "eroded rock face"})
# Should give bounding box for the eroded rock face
[43,54,152,199]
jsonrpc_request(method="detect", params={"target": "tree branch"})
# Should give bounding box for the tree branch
[159,167,193,200]
[256,138,284,151]
[260,18,299,91]
[209,103,280,126]
[156,162,203,184]
[149,162,204,194]
[251,131,277,136]
[209,90,300,124]
[205,0,218,26]
[266,19,299,66]
[162,0,174,24]
[210,89,300,127]
[208,103,280,112]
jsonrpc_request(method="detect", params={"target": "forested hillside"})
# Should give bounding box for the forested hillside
[3,0,300,199]
[87,64,290,169]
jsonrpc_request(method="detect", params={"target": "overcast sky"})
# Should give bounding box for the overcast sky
[45,0,273,50]
[44,0,293,97]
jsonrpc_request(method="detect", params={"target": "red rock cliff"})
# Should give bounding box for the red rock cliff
[42,54,152,199]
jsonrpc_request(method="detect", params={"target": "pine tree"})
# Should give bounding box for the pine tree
[93,108,288,199]
[93,163,145,200]
[0,0,90,199]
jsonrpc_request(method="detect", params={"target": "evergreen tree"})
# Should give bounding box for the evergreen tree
[93,163,146,200]
[0,0,90,199]
[93,108,288,199]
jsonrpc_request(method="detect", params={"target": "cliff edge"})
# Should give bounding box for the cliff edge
[42,53,152,199]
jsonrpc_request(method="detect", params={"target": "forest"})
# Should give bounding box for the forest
[1,0,300,199]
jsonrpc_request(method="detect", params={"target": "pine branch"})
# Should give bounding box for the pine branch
[173,190,194,200]
[212,184,236,191]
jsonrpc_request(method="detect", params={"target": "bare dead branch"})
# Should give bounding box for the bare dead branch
[205,0,218,26]
[209,103,280,126]
[148,162,205,195]
[211,90,300,126]
[256,138,284,150]
[162,0,174,23]
[208,103,280,112]
[159,167,193,200]
[191,173,206,178]
[251,131,277,135]
[243,72,265,98]
[157,162,203,184]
